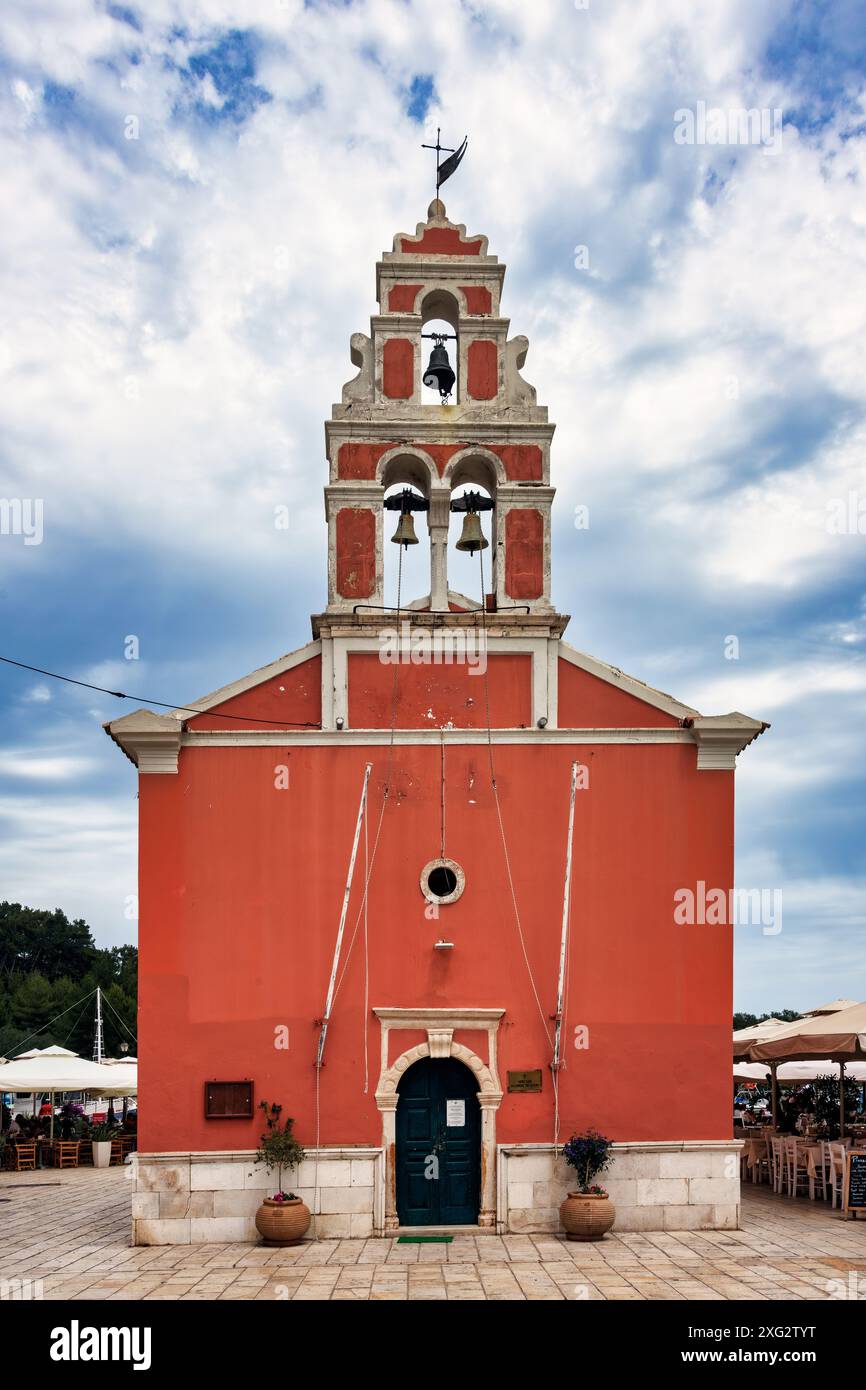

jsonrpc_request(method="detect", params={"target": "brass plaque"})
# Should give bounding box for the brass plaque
[507,1069,543,1093]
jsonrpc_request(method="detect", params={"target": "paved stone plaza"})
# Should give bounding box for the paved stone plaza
[2,1168,866,1301]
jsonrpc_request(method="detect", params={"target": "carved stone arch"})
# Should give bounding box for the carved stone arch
[377,446,438,495]
[443,446,506,493]
[376,1040,500,1102]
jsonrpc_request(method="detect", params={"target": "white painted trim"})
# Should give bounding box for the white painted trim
[169,641,322,720]
[181,727,694,748]
[558,642,699,719]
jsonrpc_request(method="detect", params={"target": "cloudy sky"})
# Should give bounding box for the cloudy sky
[0,0,864,1014]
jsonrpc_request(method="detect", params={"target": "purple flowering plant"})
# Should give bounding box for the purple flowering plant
[562,1129,613,1194]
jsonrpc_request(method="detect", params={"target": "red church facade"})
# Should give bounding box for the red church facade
[108,199,765,1244]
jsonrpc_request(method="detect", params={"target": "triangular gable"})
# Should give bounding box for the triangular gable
[179,641,321,731]
[558,644,698,728]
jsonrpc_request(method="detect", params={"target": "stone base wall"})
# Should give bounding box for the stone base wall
[132,1149,384,1246]
[133,1140,741,1244]
[498,1141,741,1233]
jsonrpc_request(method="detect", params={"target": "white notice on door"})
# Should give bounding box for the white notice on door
[445,1099,465,1127]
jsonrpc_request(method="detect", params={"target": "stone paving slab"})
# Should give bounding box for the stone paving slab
[2,1167,866,1301]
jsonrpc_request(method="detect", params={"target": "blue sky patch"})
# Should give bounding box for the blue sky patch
[406,74,436,124]
[180,29,272,125]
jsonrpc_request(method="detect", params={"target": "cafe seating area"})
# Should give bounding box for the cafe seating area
[737,1125,866,1210]
[1,1133,136,1170]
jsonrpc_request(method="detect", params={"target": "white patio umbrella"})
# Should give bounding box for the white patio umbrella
[734,1061,866,1085]
[93,1062,137,1098]
[0,1048,138,1136]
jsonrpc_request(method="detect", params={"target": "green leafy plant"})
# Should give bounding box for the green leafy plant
[254,1101,305,1199]
[562,1129,613,1194]
[91,1121,120,1142]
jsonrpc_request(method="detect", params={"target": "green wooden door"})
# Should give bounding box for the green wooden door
[396,1058,480,1226]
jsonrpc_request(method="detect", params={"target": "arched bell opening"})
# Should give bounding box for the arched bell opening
[447,480,494,610]
[420,289,459,405]
[383,470,430,610]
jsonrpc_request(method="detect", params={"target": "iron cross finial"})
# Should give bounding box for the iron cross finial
[421,129,468,196]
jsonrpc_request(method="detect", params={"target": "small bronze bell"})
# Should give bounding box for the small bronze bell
[391,511,419,547]
[455,510,488,553]
[423,340,456,401]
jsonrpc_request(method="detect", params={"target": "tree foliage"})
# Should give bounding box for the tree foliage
[0,902,136,1059]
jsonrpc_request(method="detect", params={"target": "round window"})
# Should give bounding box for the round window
[420,857,465,906]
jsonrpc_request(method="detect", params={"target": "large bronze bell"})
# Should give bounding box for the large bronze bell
[455,510,488,553]
[390,511,419,547]
[422,340,456,401]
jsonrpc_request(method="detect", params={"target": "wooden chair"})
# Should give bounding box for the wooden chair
[750,1138,770,1185]
[50,1140,80,1169]
[6,1141,37,1172]
[828,1142,848,1209]
[784,1138,810,1197]
[109,1138,125,1166]
[770,1137,785,1193]
[78,1140,93,1166]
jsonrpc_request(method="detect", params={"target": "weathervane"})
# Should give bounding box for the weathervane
[421,128,468,197]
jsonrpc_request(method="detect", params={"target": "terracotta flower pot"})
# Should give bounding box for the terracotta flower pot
[559,1191,615,1241]
[255,1197,311,1246]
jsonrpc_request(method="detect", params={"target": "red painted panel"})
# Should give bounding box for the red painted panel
[137,741,734,1154]
[505,508,543,599]
[387,284,422,312]
[188,658,322,731]
[558,659,681,728]
[497,444,542,481]
[336,508,376,599]
[399,228,483,256]
[459,285,492,315]
[423,443,462,476]
[467,340,498,400]
[347,652,531,728]
[337,442,397,481]
[382,339,414,399]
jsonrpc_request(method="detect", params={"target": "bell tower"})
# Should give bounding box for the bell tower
[319,197,560,618]
[312,193,569,731]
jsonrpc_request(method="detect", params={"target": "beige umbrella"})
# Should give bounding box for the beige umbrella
[802,998,859,1017]
[748,1000,866,1063]
[749,1001,866,1137]
[732,1018,789,1060]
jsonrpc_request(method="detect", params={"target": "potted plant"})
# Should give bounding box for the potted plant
[91,1121,118,1169]
[253,1101,309,1246]
[559,1129,616,1240]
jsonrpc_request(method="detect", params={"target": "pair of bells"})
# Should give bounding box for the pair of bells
[390,508,488,553]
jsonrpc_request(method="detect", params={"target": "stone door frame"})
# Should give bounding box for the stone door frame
[373,1007,505,1231]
